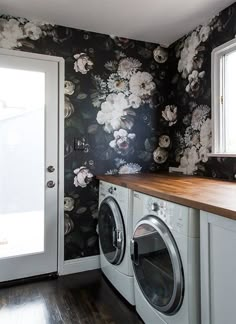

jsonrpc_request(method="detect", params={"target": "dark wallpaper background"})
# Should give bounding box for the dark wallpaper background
[0,2,236,260]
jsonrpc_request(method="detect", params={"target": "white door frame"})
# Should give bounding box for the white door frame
[0,48,65,276]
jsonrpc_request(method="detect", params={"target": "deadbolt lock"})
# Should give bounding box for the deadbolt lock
[47,166,55,173]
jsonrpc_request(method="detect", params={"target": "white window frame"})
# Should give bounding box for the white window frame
[210,38,236,157]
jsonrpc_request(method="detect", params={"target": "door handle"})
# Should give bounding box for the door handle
[47,180,55,188]
[112,229,123,249]
[112,228,117,248]
[130,239,139,266]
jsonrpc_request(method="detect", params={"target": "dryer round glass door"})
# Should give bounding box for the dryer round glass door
[130,215,184,315]
[98,197,125,265]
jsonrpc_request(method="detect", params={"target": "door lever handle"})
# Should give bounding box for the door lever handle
[47,180,55,188]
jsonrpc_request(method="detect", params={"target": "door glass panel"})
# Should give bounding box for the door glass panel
[133,223,174,310]
[0,67,45,259]
[98,202,117,263]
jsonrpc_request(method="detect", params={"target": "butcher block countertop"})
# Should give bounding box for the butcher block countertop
[96,173,236,220]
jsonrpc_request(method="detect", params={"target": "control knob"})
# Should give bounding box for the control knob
[108,187,114,194]
[151,202,159,212]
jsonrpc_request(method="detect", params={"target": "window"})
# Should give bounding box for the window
[211,38,236,156]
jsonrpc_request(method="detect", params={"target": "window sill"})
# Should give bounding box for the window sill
[208,153,236,158]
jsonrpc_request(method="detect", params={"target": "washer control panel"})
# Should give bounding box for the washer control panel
[99,181,126,202]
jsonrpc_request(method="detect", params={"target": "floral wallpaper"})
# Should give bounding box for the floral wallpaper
[167,3,236,180]
[0,14,171,260]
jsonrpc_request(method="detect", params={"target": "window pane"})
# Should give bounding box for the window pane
[0,68,45,258]
[225,51,236,153]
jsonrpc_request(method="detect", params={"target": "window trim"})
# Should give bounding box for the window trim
[209,38,236,157]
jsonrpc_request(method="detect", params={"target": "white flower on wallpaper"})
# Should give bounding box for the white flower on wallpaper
[185,70,205,96]
[64,81,75,95]
[64,96,74,118]
[153,46,168,63]
[128,94,142,109]
[199,25,211,42]
[105,160,142,175]
[24,22,42,40]
[180,146,200,174]
[129,71,156,99]
[178,26,210,79]
[96,93,133,133]
[95,56,156,134]
[107,73,128,93]
[64,197,75,211]
[200,118,212,148]
[105,169,119,175]
[162,105,178,126]
[109,129,136,155]
[199,146,209,163]
[73,166,93,188]
[191,105,210,130]
[153,147,168,164]
[0,18,47,49]
[177,106,212,174]
[159,135,171,148]
[118,163,142,174]
[0,18,24,49]
[184,127,200,148]
[74,53,94,74]
[117,57,142,79]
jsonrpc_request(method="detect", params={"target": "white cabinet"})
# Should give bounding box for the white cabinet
[200,211,236,324]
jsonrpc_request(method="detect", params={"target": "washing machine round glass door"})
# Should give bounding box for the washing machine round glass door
[131,215,184,315]
[98,197,125,265]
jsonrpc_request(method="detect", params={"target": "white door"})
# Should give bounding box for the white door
[0,51,58,282]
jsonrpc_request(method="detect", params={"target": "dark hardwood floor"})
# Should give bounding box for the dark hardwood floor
[0,270,143,324]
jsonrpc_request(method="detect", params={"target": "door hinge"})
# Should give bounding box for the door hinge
[220,95,223,105]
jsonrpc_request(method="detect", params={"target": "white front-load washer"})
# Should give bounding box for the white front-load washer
[98,180,135,305]
[131,191,200,324]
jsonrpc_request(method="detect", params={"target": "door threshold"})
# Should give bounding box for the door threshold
[0,272,58,288]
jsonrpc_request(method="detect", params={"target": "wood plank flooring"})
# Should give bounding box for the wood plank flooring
[0,270,143,324]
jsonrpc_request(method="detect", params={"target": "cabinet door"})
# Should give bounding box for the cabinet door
[201,211,236,324]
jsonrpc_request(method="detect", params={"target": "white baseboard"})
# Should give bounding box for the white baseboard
[60,255,100,276]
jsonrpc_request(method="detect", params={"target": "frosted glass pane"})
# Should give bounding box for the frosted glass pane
[0,68,45,258]
[225,51,236,153]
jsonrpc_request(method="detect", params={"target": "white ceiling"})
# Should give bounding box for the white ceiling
[0,0,235,46]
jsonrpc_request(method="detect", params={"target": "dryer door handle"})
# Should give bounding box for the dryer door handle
[113,228,123,249]
[130,239,139,266]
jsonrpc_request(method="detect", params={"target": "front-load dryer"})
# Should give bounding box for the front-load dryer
[131,191,200,324]
[98,180,135,305]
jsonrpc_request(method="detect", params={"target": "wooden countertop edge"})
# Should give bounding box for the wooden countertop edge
[96,174,236,220]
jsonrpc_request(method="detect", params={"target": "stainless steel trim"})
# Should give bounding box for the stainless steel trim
[98,197,125,265]
[132,215,184,315]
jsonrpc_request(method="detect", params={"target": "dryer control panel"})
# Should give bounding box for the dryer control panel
[143,195,187,234]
